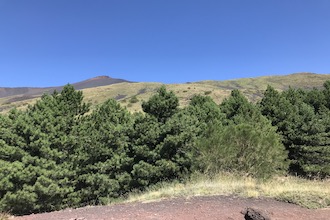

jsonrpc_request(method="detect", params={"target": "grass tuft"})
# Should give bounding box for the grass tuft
[125,172,330,209]
[276,191,330,209]
[0,212,10,220]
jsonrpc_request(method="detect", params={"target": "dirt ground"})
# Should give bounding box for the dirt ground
[12,195,330,220]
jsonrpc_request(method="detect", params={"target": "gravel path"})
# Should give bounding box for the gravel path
[12,195,330,220]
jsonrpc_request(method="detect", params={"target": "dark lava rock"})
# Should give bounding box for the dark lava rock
[242,207,271,220]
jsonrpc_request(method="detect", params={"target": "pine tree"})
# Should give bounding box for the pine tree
[0,85,90,214]
[220,89,261,125]
[260,84,330,178]
[142,85,179,123]
[188,95,224,125]
[129,90,200,188]
[74,99,133,204]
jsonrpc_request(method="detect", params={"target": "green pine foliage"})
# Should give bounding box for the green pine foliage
[260,82,330,178]
[129,106,201,189]
[196,90,288,179]
[1,82,330,215]
[0,85,88,214]
[220,89,262,125]
[74,99,134,205]
[188,95,224,126]
[142,85,179,122]
[0,85,201,215]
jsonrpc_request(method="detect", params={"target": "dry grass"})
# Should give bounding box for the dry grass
[0,212,10,220]
[125,172,330,209]
[2,73,330,114]
[73,82,230,112]
[198,72,330,91]
[0,82,230,114]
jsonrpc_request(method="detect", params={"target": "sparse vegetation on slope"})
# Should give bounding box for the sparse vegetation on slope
[1,73,330,114]
[198,72,330,101]
[198,72,330,91]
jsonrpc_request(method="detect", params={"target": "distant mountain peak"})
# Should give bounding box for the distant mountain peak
[72,75,131,90]
[0,75,132,98]
[90,75,112,80]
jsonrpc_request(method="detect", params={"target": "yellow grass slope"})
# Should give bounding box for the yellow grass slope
[0,82,231,113]
[1,72,330,113]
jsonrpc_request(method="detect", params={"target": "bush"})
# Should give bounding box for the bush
[196,123,288,179]
[129,96,139,104]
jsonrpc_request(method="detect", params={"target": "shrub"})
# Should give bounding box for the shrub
[129,96,139,104]
[196,122,288,179]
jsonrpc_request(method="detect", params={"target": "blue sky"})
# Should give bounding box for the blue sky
[1,0,330,87]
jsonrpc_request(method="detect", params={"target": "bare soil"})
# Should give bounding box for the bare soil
[12,195,330,220]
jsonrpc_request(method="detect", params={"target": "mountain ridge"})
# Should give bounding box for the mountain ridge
[0,76,130,98]
[1,72,330,113]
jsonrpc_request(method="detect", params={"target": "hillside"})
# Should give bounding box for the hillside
[1,72,330,113]
[197,72,330,101]
[0,76,131,112]
[0,76,129,98]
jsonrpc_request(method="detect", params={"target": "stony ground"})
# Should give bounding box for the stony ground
[12,195,330,220]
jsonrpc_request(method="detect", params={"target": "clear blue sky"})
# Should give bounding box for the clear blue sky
[1,0,330,87]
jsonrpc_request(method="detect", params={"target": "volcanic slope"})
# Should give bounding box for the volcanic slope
[1,72,330,113]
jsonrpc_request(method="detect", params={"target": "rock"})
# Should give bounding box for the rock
[242,207,271,220]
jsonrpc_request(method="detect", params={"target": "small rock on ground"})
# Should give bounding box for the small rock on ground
[242,207,271,220]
